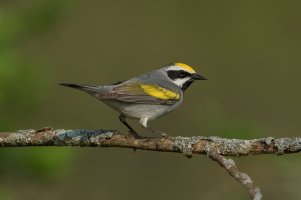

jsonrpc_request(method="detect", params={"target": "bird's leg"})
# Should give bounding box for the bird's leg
[148,127,168,137]
[139,118,168,137]
[119,114,142,138]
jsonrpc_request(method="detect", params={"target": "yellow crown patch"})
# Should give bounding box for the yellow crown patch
[175,63,196,73]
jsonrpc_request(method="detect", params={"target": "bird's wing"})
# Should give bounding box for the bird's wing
[95,83,181,105]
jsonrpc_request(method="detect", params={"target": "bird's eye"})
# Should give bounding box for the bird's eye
[179,70,185,77]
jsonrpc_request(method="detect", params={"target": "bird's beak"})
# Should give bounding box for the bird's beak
[191,73,207,80]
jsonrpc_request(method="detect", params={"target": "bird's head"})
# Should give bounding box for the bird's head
[164,63,207,91]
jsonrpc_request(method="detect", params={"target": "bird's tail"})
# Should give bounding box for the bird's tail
[59,83,102,94]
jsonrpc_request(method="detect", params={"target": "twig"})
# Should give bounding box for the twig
[1,127,300,199]
[207,149,262,200]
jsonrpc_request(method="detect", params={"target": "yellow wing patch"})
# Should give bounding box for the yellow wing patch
[140,84,180,100]
[175,63,196,73]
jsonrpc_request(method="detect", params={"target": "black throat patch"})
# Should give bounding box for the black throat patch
[181,80,193,91]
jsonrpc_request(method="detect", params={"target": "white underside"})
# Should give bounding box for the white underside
[102,100,177,128]
[139,118,148,128]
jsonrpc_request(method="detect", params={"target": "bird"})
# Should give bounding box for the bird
[60,63,207,137]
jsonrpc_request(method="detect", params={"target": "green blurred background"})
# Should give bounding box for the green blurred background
[1,0,301,199]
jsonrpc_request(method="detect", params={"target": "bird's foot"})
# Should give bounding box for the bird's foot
[147,128,168,138]
[160,132,169,138]
[126,130,144,139]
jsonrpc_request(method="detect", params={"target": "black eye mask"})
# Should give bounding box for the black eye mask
[167,70,192,80]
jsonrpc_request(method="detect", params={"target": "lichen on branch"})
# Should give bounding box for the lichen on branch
[1,127,301,200]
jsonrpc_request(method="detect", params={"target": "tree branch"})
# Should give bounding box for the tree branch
[1,127,300,199]
[207,150,262,200]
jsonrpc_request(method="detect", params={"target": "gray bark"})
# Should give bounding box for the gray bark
[2,127,301,200]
